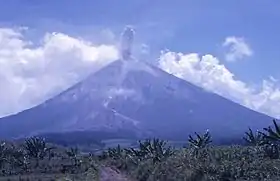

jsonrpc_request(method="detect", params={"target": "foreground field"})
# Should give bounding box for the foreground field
[1,120,280,180]
[2,143,280,181]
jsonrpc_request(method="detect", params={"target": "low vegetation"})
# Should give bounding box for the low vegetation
[0,120,280,180]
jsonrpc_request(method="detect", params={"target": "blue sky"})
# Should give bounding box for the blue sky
[0,0,280,118]
[1,0,279,81]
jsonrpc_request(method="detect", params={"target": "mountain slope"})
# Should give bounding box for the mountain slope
[0,59,274,141]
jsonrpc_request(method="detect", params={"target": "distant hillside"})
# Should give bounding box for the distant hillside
[36,130,138,147]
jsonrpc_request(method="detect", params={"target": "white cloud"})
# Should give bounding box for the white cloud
[1,27,280,120]
[159,51,280,118]
[223,36,253,62]
[0,27,118,117]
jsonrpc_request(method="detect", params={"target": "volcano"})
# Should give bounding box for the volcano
[0,59,274,141]
[0,26,275,142]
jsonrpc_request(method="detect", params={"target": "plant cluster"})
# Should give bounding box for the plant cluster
[100,119,280,181]
[0,136,98,180]
[0,119,280,180]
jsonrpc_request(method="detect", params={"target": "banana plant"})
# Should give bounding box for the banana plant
[7,144,30,172]
[0,142,7,169]
[243,128,267,146]
[124,147,142,164]
[23,137,51,167]
[107,145,126,159]
[65,147,81,167]
[262,119,280,143]
[136,138,174,163]
[188,130,212,149]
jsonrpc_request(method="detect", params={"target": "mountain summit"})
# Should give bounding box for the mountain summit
[0,27,274,141]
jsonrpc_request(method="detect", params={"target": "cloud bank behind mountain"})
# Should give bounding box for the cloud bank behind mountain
[0,27,280,119]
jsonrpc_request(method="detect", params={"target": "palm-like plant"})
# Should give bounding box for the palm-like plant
[262,119,280,143]
[136,138,174,163]
[65,147,81,167]
[243,128,266,146]
[188,130,212,149]
[106,145,130,169]
[0,142,7,169]
[7,144,29,172]
[24,137,51,166]
[256,119,280,159]
[107,145,125,159]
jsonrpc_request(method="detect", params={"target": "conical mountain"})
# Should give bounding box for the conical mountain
[0,59,274,141]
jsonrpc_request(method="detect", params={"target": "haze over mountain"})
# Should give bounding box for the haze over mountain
[0,27,275,142]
